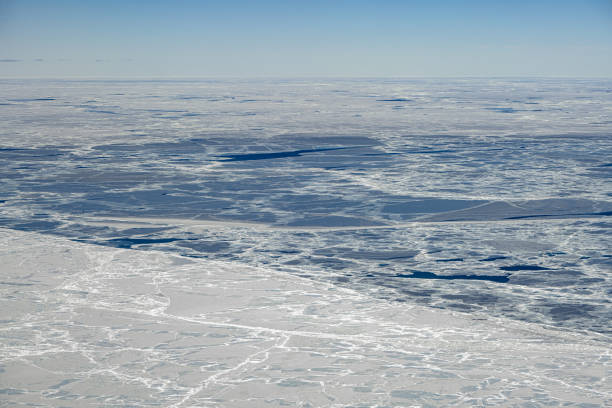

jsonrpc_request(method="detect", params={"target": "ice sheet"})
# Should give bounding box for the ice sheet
[1,78,611,405]
[0,229,609,407]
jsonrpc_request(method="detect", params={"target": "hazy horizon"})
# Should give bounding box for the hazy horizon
[1,0,611,78]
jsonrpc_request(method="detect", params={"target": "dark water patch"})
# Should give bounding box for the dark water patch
[176,240,230,253]
[147,109,187,113]
[397,271,510,283]
[401,149,457,154]
[435,258,464,262]
[545,251,566,256]
[510,276,599,286]
[295,148,389,168]
[201,175,308,193]
[85,190,229,208]
[577,277,606,285]
[377,98,412,102]
[308,256,355,270]
[443,303,480,312]
[0,147,65,160]
[50,379,79,389]
[52,202,112,213]
[207,211,277,223]
[509,271,588,287]
[400,289,438,298]
[279,135,380,146]
[86,109,118,115]
[382,199,486,215]
[175,95,208,100]
[424,198,612,222]
[505,211,612,220]
[183,137,223,146]
[6,165,40,172]
[362,152,401,156]
[92,140,209,154]
[103,237,186,249]
[0,389,25,395]
[314,248,418,261]
[91,144,145,152]
[172,183,205,192]
[91,190,184,204]
[277,249,301,254]
[169,158,197,164]
[9,98,55,102]
[216,146,354,162]
[284,215,386,228]
[208,191,270,202]
[544,303,596,321]
[500,265,550,271]
[270,194,360,213]
[118,227,175,235]
[154,115,183,119]
[24,182,104,194]
[479,256,507,262]
[50,224,114,239]
[582,256,612,268]
[342,250,417,261]
[13,220,61,232]
[486,107,519,113]
[586,166,612,177]
[441,292,499,306]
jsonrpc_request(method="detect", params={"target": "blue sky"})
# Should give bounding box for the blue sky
[1,0,611,77]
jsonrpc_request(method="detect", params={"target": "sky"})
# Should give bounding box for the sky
[0,0,611,78]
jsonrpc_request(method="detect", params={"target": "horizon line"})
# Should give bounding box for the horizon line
[1,75,611,81]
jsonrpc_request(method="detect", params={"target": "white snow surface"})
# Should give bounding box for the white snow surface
[0,228,609,407]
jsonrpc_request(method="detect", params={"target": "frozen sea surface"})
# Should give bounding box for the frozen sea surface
[0,78,611,405]
[0,229,610,407]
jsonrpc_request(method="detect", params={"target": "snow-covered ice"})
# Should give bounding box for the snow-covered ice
[0,229,610,407]
[0,78,611,406]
